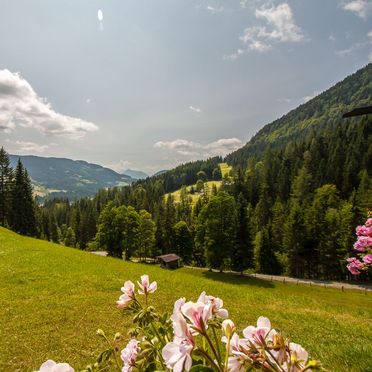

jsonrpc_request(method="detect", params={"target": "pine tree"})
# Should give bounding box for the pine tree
[231,193,253,273]
[172,221,193,264]
[0,147,13,227]
[10,160,36,236]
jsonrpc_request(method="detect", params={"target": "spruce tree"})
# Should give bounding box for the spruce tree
[10,160,36,236]
[0,147,13,227]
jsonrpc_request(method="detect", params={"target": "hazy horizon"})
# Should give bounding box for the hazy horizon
[1,0,371,173]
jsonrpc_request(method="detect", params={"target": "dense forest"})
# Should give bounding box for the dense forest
[1,64,371,281]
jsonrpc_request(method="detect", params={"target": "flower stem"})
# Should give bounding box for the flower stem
[212,326,222,361]
[203,331,222,368]
[195,348,223,372]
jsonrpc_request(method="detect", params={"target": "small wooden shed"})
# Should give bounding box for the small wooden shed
[157,254,180,269]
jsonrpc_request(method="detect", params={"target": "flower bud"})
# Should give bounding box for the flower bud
[96,329,105,337]
[222,319,236,338]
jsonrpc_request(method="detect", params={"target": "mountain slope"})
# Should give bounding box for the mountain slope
[123,169,148,180]
[226,63,371,166]
[9,155,134,200]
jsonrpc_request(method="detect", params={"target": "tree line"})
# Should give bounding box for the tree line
[0,117,371,280]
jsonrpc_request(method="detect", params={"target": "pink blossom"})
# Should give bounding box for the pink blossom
[363,254,372,265]
[347,257,364,275]
[242,316,275,346]
[121,339,140,372]
[181,301,213,333]
[353,236,372,252]
[365,218,372,227]
[162,337,193,372]
[197,291,228,318]
[356,225,372,237]
[38,360,74,372]
[225,333,251,372]
[285,342,309,371]
[117,280,135,309]
[137,274,157,295]
[164,298,195,372]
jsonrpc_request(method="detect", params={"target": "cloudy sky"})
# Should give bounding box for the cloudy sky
[0,0,371,174]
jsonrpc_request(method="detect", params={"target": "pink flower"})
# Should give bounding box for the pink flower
[121,339,140,372]
[162,337,194,372]
[242,316,275,346]
[225,333,252,372]
[347,257,364,275]
[38,360,74,372]
[181,301,213,334]
[117,280,135,309]
[365,218,372,227]
[363,254,372,265]
[137,275,157,295]
[353,236,372,252]
[286,342,309,372]
[163,298,195,372]
[356,225,372,237]
[197,291,228,318]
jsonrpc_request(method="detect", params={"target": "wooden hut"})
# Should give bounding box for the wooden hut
[157,254,180,269]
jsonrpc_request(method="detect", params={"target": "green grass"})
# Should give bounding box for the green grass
[166,181,222,205]
[1,228,371,371]
[219,162,232,177]
[165,163,232,205]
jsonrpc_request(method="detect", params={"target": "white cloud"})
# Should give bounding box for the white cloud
[227,3,304,60]
[277,97,292,103]
[329,34,336,41]
[189,105,202,113]
[336,47,354,57]
[255,3,304,42]
[223,49,245,61]
[154,137,242,158]
[0,69,98,138]
[302,91,319,103]
[206,5,224,13]
[342,0,372,19]
[369,51,372,62]
[105,159,131,173]
[13,140,49,154]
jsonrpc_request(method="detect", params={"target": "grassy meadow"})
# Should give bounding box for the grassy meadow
[165,163,232,204]
[1,227,371,371]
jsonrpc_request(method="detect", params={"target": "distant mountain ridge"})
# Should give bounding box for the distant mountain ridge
[9,155,134,200]
[123,169,148,180]
[226,63,371,166]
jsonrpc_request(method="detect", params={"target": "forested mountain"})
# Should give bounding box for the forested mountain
[9,155,134,200]
[226,63,371,166]
[123,169,149,180]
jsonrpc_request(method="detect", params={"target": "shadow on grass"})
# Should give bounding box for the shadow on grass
[196,270,275,288]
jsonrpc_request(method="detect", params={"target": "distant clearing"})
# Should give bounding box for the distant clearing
[165,163,232,204]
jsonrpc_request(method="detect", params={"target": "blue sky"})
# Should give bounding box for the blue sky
[0,0,371,174]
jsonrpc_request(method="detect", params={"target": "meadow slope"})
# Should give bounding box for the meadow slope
[0,228,371,371]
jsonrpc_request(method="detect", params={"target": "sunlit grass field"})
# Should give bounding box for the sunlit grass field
[1,227,371,371]
[165,163,232,205]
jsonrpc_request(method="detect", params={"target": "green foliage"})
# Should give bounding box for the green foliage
[172,221,193,264]
[195,192,238,271]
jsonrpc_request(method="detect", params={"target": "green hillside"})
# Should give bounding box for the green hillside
[1,228,371,371]
[226,63,371,166]
[9,155,134,200]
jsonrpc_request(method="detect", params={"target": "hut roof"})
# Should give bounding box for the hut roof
[157,254,180,263]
